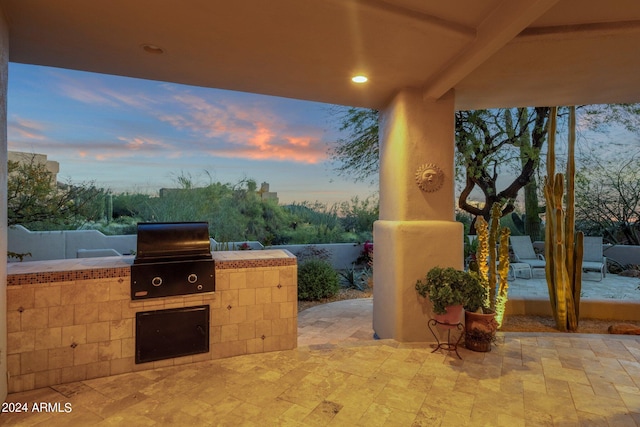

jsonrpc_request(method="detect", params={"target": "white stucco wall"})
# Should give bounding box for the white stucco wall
[268,243,364,270]
[1,4,10,401]
[374,89,463,342]
[8,225,365,271]
[8,225,137,261]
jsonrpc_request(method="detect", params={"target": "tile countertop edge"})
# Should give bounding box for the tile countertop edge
[7,249,297,285]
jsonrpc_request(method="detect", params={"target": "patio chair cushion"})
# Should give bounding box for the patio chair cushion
[582,236,606,280]
[524,259,546,269]
[510,236,538,260]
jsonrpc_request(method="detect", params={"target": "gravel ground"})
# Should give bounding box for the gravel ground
[298,289,640,334]
[500,314,640,334]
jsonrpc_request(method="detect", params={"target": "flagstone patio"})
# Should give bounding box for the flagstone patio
[3,274,639,426]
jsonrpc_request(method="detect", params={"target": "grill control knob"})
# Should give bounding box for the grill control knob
[152,277,163,287]
[187,274,198,284]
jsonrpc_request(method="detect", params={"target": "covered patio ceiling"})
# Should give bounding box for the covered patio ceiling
[2,0,640,110]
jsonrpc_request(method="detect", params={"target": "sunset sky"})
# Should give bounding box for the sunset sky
[7,63,376,205]
[8,64,638,209]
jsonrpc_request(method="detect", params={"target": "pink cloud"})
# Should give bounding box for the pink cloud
[8,117,47,140]
[286,136,312,147]
[159,93,328,164]
[77,136,175,161]
[62,84,120,107]
[117,136,172,151]
[48,73,331,164]
[55,72,154,109]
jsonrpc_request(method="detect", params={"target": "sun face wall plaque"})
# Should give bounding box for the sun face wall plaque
[415,163,444,192]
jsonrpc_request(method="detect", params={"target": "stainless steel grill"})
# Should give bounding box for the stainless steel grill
[130,222,215,300]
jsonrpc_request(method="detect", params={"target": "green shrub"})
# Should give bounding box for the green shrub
[415,266,486,314]
[298,259,340,301]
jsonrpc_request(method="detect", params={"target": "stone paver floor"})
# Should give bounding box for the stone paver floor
[508,272,640,302]
[2,274,640,426]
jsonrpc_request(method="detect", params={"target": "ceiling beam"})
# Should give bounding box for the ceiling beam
[519,20,640,40]
[332,0,475,40]
[422,0,560,101]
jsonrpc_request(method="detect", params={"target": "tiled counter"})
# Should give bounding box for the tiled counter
[6,250,297,393]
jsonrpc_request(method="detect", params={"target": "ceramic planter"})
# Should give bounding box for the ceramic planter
[464,309,498,352]
[433,304,464,328]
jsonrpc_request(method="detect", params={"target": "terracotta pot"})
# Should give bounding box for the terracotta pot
[464,309,498,352]
[433,304,464,328]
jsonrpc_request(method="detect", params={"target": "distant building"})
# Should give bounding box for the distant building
[8,151,60,186]
[258,182,278,203]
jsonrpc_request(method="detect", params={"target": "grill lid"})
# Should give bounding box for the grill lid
[134,222,212,263]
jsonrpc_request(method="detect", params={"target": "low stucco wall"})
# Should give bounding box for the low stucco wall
[506,297,640,321]
[269,243,364,270]
[8,226,137,261]
[8,226,366,270]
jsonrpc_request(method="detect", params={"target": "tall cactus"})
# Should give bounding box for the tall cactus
[474,203,511,328]
[543,106,583,331]
[495,226,510,327]
[475,217,490,307]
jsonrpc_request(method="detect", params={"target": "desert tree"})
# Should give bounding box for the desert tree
[8,154,106,230]
[328,107,379,184]
[329,106,551,233]
[456,108,549,233]
[575,152,640,245]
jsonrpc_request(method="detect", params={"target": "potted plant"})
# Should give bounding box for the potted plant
[415,266,486,325]
[463,278,498,352]
[464,203,510,352]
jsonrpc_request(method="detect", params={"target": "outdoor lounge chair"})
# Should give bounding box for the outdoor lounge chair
[582,236,607,281]
[509,236,546,277]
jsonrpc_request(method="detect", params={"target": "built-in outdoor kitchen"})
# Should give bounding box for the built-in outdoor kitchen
[6,222,297,393]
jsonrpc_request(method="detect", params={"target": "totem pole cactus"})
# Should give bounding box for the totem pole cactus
[543,106,583,332]
[475,218,489,303]
[474,203,511,328]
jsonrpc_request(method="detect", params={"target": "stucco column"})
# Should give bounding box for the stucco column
[373,89,462,342]
[0,6,9,400]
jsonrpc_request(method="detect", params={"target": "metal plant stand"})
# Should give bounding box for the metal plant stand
[427,319,464,359]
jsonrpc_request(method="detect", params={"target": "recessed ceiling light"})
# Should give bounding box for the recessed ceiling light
[141,44,165,54]
[352,75,368,83]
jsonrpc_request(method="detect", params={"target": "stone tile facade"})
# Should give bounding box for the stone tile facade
[6,250,297,393]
